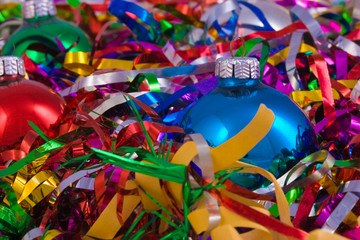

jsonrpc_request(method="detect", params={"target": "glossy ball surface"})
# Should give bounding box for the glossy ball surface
[181,77,318,189]
[0,79,65,145]
[2,16,91,65]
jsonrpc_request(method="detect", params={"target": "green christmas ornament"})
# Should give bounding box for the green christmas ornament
[2,0,91,66]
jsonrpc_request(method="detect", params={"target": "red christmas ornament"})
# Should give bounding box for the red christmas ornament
[0,56,65,145]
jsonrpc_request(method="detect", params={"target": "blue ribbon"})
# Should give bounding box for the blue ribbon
[109,0,160,42]
[212,11,239,38]
[238,1,274,31]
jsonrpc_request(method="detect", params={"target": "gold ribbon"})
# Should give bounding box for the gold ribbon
[63,52,134,76]
[290,80,357,107]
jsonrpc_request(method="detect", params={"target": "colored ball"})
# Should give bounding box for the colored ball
[181,59,318,189]
[0,79,65,145]
[2,16,91,66]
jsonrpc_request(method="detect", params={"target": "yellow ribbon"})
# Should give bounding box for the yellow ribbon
[64,52,135,75]
[43,229,62,240]
[268,44,318,66]
[168,104,274,205]
[290,80,357,107]
[85,193,122,240]
[84,180,141,239]
[63,52,94,76]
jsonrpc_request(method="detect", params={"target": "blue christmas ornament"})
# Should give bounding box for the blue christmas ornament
[181,57,318,189]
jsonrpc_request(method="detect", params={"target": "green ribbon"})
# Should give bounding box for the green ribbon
[308,79,319,90]
[66,0,81,8]
[269,187,301,217]
[92,148,186,184]
[0,180,31,235]
[0,127,94,178]
[0,205,19,234]
[335,159,360,167]
[0,4,21,22]
[342,2,352,24]
[127,73,161,93]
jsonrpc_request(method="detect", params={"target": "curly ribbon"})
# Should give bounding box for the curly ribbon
[334,35,360,57]
[268,43,317,67]
[58,62,215,96]
[22,228,45,240]
[0,180,30,235]
[321,192,359,233]
[88,92,161,121]
[109,0,160,42]
[258,150,335,196]
[2,1,360,239]
[84,193,122,239]
[185,134,214,180]
[17,171,59,210]
[289,80,357,108]
[293,182,320,228]
[291,5,328,54]
[286,30,307,90]
[63,51,134,76]
[335,50,348,80]
[308,53,336,123]
[170,104,290,239]
[196,0,239,41]
[92,147,186,184]
[66,0,81,7]
[60,21,312,81]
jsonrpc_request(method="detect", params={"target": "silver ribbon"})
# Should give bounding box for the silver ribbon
[57,62,215,96]
[350,80,360,103]
[162,41,184,66]
[285,30,306,91]
[322,192,359,233]
[88,92,145,119]
[58,164,104,192]
[190,0,240,43]
[185,134,221,236]
[255,151,334,197]
[352,0,360,20]
[291,5,328,53]
[185,133,214,180]
[75,177,95,190]
[334,36,360,58]
[341,180,360,193]
[202,192,222,239]
[22,228,44,240]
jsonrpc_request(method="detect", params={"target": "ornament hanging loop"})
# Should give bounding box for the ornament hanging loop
[230,37,246,58]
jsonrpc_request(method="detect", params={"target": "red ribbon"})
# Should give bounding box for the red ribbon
[309,54,336,124]
[293,182,320,229]
[177,21,307,61]
[210,190,309,239]
[346,29,360,40]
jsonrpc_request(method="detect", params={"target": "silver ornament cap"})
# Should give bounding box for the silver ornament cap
[0,56,26,78]
[22,0,57,19]
[215,57,260,79]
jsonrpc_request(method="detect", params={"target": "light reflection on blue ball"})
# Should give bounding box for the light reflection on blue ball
[181,76,318,189]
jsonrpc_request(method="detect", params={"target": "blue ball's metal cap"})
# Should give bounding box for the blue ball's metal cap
[215,57,260,79]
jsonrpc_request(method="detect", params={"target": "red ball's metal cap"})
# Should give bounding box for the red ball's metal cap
[0,56,26,78]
